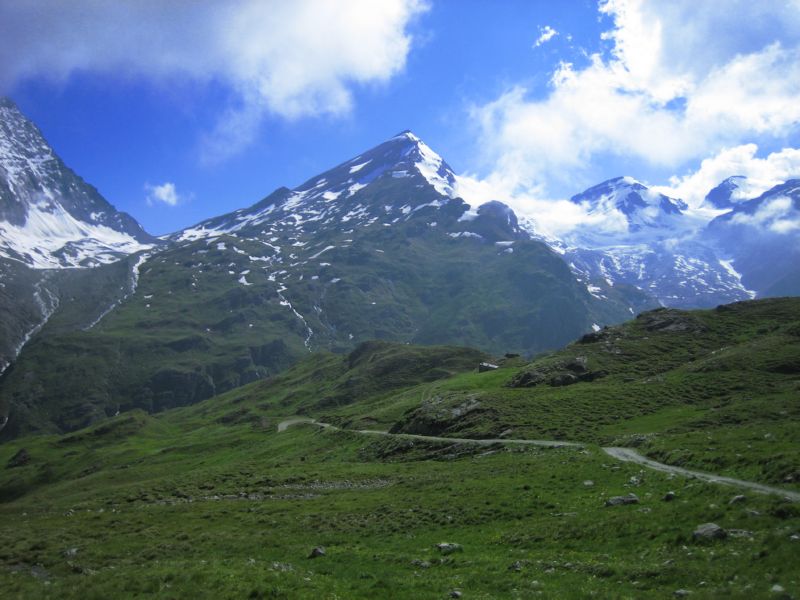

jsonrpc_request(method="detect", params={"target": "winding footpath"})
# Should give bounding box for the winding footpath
[278,418,800,502]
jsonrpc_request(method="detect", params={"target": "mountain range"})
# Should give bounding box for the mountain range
[0,98,797,438]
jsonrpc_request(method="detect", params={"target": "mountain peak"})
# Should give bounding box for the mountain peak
[571,176,687,217]
[0,98,154,268]
[174,130,460,241]
[289,129,455,198]
[704,175,747,209]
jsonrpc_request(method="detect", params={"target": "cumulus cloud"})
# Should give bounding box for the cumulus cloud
[730,196,800,235]
[534,26,559,48]
[145,182,184,207]
[454,173,626,240]
[654,145,800,209]
[0,0,427,162]
[462,0,800,233]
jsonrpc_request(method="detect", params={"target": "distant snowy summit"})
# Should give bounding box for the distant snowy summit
[565,176,689,248]
[0,98,154,268]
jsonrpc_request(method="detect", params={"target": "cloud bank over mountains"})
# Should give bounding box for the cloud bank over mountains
[459,0,800,235]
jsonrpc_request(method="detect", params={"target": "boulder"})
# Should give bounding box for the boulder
[307,546,326,559]
[605,493,639,507]
[692,523,727,540]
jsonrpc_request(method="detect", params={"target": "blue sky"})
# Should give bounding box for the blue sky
[2,1,799,236]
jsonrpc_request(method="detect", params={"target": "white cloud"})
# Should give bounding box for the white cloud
[0,0,427,162]
[730,196,800,235]
[534,25,559,48]
[145,182,184,207]
[464,0,800,233]
[654,145,800,209]
[454,173,627,239]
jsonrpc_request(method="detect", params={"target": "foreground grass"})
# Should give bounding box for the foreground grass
[1,298,799,597]
[1,414,799,599]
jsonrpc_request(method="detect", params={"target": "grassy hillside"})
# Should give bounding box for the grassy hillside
[0,299,798,598]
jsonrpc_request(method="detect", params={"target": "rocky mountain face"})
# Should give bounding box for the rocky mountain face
[0,131,642,438]
[554,176,755,309]
[0,98,154,268]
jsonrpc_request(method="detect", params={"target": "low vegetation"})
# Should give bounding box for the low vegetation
[1,298,798,598]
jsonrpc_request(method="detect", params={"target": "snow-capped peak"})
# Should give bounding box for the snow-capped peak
[570,176,687,231]
[0,97,154,268]
[704,175,748,210]
[173,130,459,242]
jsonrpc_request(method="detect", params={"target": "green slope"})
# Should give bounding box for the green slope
[1,302,799,598]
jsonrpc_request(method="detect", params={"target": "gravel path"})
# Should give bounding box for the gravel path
[602,446,800,501]
[278,418,799,501]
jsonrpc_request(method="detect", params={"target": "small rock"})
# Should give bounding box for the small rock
[449,591,462,599]
[509,560,523,572]
[583,480,594,487]
[771,584,785,593]
[63,548,78,558]
[727,529,754,538]
[308,546,326,559]
[674,590,692,597]
[663,491,676,502]
[605,493,639,507]
[411,559,431,569]
[6,448,30,468]
[693,523,727,541]
[435,542,463,555]
[729,494,747,505]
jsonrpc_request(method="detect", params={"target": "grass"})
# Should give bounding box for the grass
[2,418,799,599]
[0,298,799,597]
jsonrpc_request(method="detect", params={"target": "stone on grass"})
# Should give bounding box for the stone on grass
[435,542,463,555]
[605,493,639,507]
[663,491,676,502]
[673,590,691,597]
[729,494,747,505]
[692,523,727,540]
[411,559,431,569]
[308,546,326,559]
[508,560,523,572]
[7,448,30,468]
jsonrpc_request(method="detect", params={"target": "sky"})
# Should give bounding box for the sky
[1,0,799,237]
